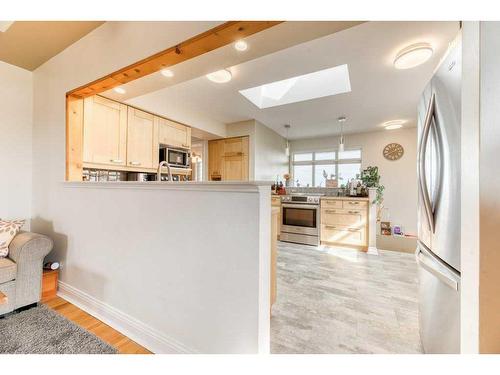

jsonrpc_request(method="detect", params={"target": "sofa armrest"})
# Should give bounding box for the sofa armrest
[8,231,54,308]
[8,232,53,264]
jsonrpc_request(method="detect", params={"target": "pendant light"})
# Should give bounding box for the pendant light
[284,124,291,157]
[337,116,346,153]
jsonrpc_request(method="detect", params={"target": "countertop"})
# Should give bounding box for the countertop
[321,196,370,201]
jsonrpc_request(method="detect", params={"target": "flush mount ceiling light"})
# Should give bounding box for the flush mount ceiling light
[234,40,248,51]
[239,64,351,109]
[394,43,433,69]
[161,69,174,77]
[113,87,126,94]
[0,21,14,33]
[383,120,405,130]
[206,69,232,83]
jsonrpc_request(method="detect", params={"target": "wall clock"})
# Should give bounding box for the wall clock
[383,143,404,161]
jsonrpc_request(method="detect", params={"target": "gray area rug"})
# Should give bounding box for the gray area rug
[0,305,117,354]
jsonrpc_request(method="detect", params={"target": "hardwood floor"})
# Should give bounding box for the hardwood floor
[43,297,151,354]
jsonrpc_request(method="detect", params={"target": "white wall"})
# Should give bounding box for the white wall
[31,21,270,353]
[254,121,289,181]
[290,127,418,235]
[226,120,288,182]
[0,61,32,226]
[461,21,500,354]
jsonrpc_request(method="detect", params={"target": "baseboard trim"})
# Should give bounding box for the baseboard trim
[57,281,198,354]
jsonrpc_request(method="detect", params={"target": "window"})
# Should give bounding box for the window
[292,149,362,187]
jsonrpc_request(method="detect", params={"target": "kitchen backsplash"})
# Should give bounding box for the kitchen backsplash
[286,187,345,196]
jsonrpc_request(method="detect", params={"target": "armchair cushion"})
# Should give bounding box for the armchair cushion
[0,257,16,284]
[0,219,25,257]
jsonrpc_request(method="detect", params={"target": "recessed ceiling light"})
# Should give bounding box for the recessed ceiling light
[206,69,232,83]
[161,69,174,77]
[383,120,405,130]
[113,87,126,94]
[239,64,351,109]
[234,40,248,51]
[394,43,433,69]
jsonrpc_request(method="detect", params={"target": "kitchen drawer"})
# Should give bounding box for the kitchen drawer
[321,225,365,245]
[342,200,368,209]
[321,199,343,209]
[321,208,367,226]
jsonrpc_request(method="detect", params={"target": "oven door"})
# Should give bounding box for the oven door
[281,203,319,236]
[166,148,188,167]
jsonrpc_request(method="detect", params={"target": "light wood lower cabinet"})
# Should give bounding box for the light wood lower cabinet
[320,198,369,250]
[83,95,127,167]
[127,107,159,170]
[208,136,249,181]
[271,207,279,311]
[271,195,282,240]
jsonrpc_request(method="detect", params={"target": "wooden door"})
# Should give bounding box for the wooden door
[159,119,191,149]
[127,108,158,169]
[83,96,127,166]
[208,139,224,180]
[222,136,249,181]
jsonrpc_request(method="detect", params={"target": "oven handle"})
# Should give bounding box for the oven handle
[282,203,319,209]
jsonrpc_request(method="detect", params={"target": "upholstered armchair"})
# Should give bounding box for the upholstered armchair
[0,232,53,315]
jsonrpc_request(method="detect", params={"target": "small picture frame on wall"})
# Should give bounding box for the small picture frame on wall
[381,221,391,236]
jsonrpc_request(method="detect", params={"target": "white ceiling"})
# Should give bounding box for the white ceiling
[108,21,460,140]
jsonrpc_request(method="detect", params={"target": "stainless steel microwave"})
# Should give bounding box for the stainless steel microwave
[159,147,190,168]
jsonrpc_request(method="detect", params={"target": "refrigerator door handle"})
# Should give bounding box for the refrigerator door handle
[416,242,459,291]
[418,93,436,232]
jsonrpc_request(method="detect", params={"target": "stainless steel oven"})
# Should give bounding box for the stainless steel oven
[159,147,190,168]
[280,195,320,246]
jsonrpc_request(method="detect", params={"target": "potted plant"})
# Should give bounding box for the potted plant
[360,166,385,220]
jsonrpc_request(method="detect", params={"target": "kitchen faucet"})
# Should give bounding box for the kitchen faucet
[157,161,172,182]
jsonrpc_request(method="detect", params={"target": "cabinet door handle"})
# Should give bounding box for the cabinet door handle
[325,225,337,229]
[349,201,360,205]
[110,159,123,164]
[348,210,359,214]
[129,161,141,166]
[348,228,359,232]
[325,210,337,214]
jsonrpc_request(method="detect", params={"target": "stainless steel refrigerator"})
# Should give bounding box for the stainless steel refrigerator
[416,34,461,354]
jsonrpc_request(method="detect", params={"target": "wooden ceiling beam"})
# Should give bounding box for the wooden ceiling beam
[67,21,283,98]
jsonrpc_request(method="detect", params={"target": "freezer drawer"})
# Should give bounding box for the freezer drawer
[416,241,460,353]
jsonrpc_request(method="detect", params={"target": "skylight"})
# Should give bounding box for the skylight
[239,64,351,109]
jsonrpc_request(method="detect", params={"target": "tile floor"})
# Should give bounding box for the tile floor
[270,241,423,354]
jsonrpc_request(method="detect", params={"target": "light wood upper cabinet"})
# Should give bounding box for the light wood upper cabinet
[83,96,127,166]
[126,107,159,170]
[158,118,191,149]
